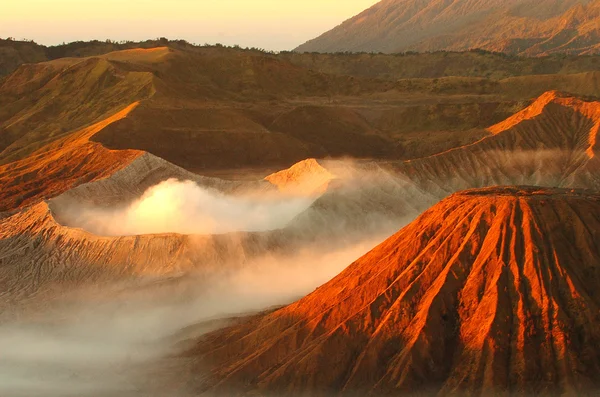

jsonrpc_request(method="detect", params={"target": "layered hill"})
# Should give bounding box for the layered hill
[0,102,144,212]
[296,0,600,56]
[4,44,600,197]
[388,91,600,195]
[0,46,401,180]
[286,91,600,234]
[189,186,600,396]
[2,49,600,313]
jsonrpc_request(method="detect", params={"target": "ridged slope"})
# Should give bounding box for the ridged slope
[190,186,600,396]
[389,91,600,197]
[0,53,155,164]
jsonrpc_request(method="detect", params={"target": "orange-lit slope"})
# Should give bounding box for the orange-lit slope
[390,91,600,196]
[191,186,600,396]
[0,48,165,212]
[0,103,143,211]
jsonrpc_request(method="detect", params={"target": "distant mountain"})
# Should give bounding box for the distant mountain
[296,0,600,56]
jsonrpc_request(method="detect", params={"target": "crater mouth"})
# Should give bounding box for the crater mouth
[456,185,600,199]
[50,178,319,236]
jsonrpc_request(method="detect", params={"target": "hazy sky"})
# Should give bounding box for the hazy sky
[1,0,379,50]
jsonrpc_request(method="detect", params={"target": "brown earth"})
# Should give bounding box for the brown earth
[188,186,600,396]
[3,86,600,257]
[296,0,600,56]
[3,47,600,314]
[1,43,600,396]
[3,39,600,397]
[4,45,600,214]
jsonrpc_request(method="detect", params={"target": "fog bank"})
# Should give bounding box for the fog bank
[0,236,386,397]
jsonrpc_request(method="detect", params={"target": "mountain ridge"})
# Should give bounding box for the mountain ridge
[295,0,600,56]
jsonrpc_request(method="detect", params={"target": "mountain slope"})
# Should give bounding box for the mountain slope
[7,90,599,312]
[289,91,600,233]
[5,44,600,190]
[296,0,600,56]
[0,50,156,165]
[0,102,144,212]
[189,186,600,396]
[389,91,600,195]
[2,46,600,217]
[0,46,405,176]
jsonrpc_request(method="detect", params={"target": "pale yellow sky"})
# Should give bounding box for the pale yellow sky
[1,0,380,50]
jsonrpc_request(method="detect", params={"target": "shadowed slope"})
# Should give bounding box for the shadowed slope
[0,102,146,212]
[189,186,600,396]
[0,53,155,164]
[5,44,600,190]
[89,48,403,172]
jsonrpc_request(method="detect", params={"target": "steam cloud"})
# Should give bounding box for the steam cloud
[60,179,317,236]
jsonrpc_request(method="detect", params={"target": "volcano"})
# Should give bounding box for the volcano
[189,186,600,396]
